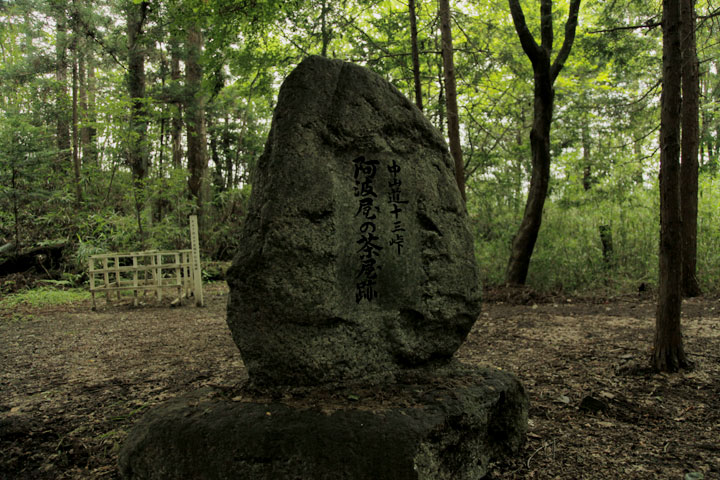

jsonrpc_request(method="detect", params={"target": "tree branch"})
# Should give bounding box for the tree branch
[588,19,661,34]
[508,0,543,65]
[697,6,720,21]
[540,0,553,53]
[551,0,581,81]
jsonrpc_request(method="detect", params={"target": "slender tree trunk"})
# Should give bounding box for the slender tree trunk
[505,0,581,285]
[79,38,90,159]
[127,0,150,244]
[582,124,591,190]
[56,15,70,172]
[223,115,233,190]
[653,0,690,372]
[680,0,701,297]
[11,162,20,253]
[171,38,183,169]
[409,0,423,110]
[127,1,149,181]
[209,116,223,190]
[185,21,209,218]
[699,74,709,169]
[506,77,553,284]
[71,40,82,205]
[434,33,446,135]
[86,52,98,165]
[438,0,465,202]
[320,0,331,57]
[158,49,168,180]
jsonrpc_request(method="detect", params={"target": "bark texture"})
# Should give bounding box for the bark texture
[409,0,423,111]
[55,14,70,172]
[127,1,150,182]
[170,38,183,169]
[71,41,82,205]
[653,0,690,373]
[505,0,581,285]
[85,52,98,165]
[438,0,465,202]
[185,22,209,215]
[680,0,701,297]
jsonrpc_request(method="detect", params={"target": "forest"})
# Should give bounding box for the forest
[2,1,720,479]
[1,0,718,294]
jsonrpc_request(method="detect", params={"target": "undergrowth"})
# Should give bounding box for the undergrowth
[471,174,720,296]
[0,287,91,309]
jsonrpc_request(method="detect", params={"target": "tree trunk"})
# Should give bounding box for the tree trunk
[127,0,150,244]
[170,38,183,169]
[409,0,423,111]
[223,115,233,190]
[506,77,553,284]
[85,51,98,165]
[71,39,82,206]
[582,124,592,190]
[210,117,224,191]
[438,0,465,202]
[127,1,149,181]
[78,37,90,159]
[680,0,701,297]
[185,21,209,218]
[10,162,20,253]
[55,15,70,172]
[320,0,331,57]
[505,0,581,285]
[599,225,613,268]
[653,0,690,372]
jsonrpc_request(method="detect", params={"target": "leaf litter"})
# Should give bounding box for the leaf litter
[0,285,718,479]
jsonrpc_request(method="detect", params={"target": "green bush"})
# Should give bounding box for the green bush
[471,173,719,295]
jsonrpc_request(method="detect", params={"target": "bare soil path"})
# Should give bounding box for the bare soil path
[1,285,718,479]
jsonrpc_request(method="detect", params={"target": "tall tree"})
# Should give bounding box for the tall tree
[409,0,422,110]
[127,0,150,242]
[680,0,701,297]
[54,8,71,172]
[71,31,82,205]
[79,34,97,166]
[505,0,581,285]
[653,0,690,372]
[185,19,209,217]
[320,0,332,57]
[170,35,183,169]
[438,0,465,201]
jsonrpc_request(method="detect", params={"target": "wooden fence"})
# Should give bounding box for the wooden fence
[88,250,199,309]
[88,216,204,310]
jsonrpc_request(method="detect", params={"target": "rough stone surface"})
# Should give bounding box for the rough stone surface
[118,366,527,480]
[226,55,481,386]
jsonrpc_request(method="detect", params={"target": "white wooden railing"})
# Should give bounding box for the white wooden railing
[88,216,204,309]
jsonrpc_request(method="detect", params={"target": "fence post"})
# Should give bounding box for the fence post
[189,215,204,307]
[89,257,96,310]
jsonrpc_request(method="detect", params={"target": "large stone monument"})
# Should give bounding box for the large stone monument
[119,56,528,480]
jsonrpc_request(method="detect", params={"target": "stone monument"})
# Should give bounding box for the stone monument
[119,56,528,480]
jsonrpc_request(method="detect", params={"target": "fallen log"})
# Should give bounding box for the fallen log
[0,242,68,276]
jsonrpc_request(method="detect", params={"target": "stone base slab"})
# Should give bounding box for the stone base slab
[118,366,527,480]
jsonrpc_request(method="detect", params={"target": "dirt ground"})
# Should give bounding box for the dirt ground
[1,284,718,480]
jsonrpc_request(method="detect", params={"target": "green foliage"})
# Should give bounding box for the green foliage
[473,172,720,294]
[697,175,720,292]
[1,0,719,297]
[0,287,91,309]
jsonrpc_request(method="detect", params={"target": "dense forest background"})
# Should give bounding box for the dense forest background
[1,0,719,294]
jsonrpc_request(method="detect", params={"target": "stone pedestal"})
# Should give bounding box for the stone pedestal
[119,366,527,480]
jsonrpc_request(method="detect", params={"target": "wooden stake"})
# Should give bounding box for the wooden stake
[189,215,204,306]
